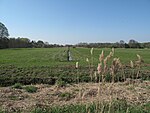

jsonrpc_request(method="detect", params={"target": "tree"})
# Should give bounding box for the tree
[124,43,129,48]
[44,42,49,48]
[119,40,125,48]
[128,39,141,48]
[0,22,9,38]
[0,22,9,48]
[37,40,44,48]
[143,42,150,48]
[19,38,30,48]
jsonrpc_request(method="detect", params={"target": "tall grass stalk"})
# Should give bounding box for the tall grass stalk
[90,48,94,82]
[136,54,142,79]
[75,62,79,84]
[130,60,135,82]
[90,48,94,68]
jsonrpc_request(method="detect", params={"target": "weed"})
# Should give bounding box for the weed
[56,78,66,87]
[24,85,37,93]
[12,83,23,89]
[58,92,72,101]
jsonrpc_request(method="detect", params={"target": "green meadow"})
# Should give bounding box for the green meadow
[0,47,149,86]
[0,47,150,67]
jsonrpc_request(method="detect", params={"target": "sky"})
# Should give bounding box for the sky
[0,0,150,44]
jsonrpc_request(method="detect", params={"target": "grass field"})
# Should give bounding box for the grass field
[0,47,150,67]
[0,47,150,112]
[0,48,150,86]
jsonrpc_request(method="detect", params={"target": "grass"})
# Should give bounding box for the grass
[24,85,37,93]
[0,47,150,112]
[0,47,150,86]
[0,48,150,67]
[56,78,67,87]
[58,92,72,101]
[0,48,68,67]
[0,81,150,112]
[30,100,150,113]
[12,83,23,89]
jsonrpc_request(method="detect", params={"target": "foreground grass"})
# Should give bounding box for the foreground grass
[31,101,150,113]
[0,81,150,112]
[1,100,150,113]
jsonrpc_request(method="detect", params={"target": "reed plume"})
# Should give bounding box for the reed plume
[112,48,115,56]
[86,58,89,62]
[110,58,122,83]
[130,60,134,68]
[90,48,93,55]
[99,50,104,63]
[97,63,102,74]
[76,62,79,69]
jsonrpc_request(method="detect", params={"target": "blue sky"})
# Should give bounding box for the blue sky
[0,0,150,44]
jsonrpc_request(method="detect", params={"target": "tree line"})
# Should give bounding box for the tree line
[0,37,64,49]
[0,22,150,49]
[76,40,150,48]
[0,22,63,49]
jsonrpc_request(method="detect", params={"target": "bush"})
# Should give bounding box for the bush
[12,83,23,89]
[24,85,37,93]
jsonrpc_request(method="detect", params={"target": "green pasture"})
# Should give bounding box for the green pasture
[0,47,150,86]
[0,47,150,67]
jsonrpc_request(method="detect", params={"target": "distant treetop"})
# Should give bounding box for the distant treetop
[0,22,9,38]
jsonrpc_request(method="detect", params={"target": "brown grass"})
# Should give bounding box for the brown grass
[0,81,150,112]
